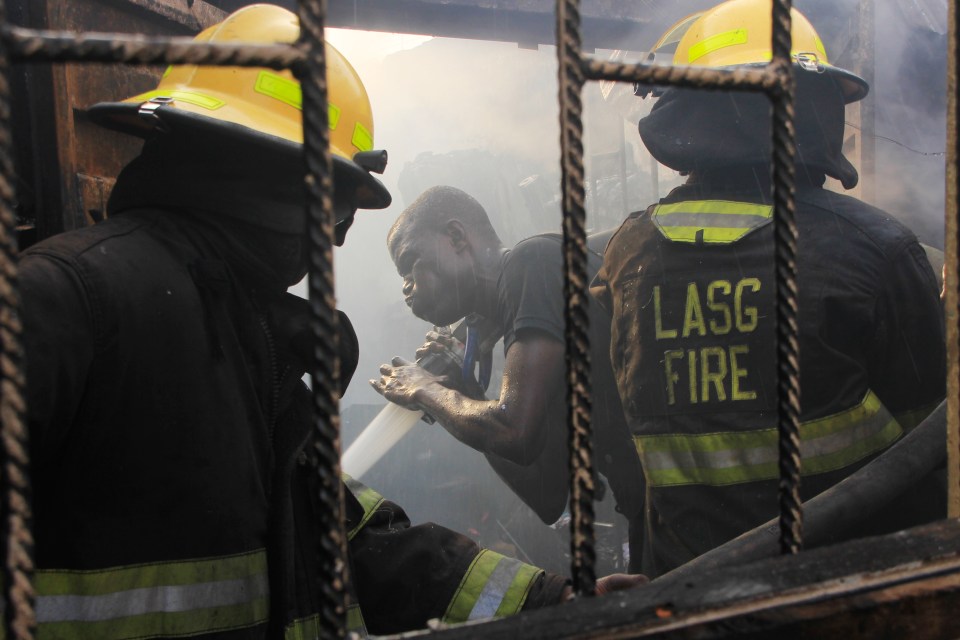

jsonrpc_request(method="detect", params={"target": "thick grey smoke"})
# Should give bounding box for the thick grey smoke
[317,0,948,580]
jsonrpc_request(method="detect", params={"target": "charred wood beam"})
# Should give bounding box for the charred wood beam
[203,0,729,51]
[407,519,960,640]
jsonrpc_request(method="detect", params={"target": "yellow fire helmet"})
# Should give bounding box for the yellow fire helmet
[640,0,868,104]
[88,3,391,211]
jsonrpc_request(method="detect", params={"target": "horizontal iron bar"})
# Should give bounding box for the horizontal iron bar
[583,57,787,95]
[1,25,304,69]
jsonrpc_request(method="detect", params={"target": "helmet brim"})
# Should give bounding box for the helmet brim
[86,101,392,211]
[635,61,869,106]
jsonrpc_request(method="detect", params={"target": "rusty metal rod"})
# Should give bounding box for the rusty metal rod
[1,25,302,68]
[296,0,348,636]
[582,59,781,95]
[556,0,597,596]
[771,0,803,556]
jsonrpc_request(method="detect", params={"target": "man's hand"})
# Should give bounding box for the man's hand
[370,357,445,409]
[596,573,649,595]
[561,573,649,602]
[416,329,465,362]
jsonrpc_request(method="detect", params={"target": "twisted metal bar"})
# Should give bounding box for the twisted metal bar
[770,0,803,555]
[947,0,960,520]
[0,5,34,639]
[2,24,302,68]
[583,58,780,95]
[297,0,347,636]
[556,0,596,596]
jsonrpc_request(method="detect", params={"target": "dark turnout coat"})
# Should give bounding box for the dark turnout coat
[592,178,946,577]
[21,208,565,639]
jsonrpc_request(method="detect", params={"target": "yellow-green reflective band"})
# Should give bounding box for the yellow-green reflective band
[133,89,224,111]
[33,550,269,639]
[329,103,341,131]
[347,604,367,635]
[814,37,827,59]
[637,390,902,487]
[352,122,373,152]
[653,200,772,244]
[688,28,748,64]
[442,550,541,624]
[342,473,385,540]
[255,70,302,110]
[283,606,367,640]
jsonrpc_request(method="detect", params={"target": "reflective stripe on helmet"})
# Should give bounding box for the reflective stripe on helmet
[32,549,269,638]
[636,390,903,487]
[687,28,748,64]
[352,122,373,152]
[343,473,386,541]
[254,71,301,109]
[442,549,542,623]
[687,29,828,65]
[652,200,772,244]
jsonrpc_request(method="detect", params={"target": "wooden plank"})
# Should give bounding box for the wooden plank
[11,0,225,239]
[400,520,960,640]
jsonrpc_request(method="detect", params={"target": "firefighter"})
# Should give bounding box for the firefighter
[371,185,647,571]
[19,5,642,637]
[590,0,947,578]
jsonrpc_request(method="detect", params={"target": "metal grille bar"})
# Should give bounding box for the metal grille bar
[1,26,303,67]
[0,4,34,638]
[947,0,959,519]
[556,0,596,597]
[296,0,350,635]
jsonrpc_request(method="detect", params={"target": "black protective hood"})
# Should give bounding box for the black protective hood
[638,71,860,189]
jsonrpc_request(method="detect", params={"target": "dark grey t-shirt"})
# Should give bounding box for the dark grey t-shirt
[495,233,645,518]
[498,235,567,352]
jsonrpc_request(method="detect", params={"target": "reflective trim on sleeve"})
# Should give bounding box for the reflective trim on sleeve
[442,549,542,624]
[283,605,367,640]
[652,200,773,244]
[32,549,269,639]
[636,390,902,487]
[342,473,386,541]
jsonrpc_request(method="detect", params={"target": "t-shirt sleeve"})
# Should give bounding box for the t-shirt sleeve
[499,237,565,352]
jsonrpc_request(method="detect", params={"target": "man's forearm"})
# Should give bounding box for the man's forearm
[415,381,540,464]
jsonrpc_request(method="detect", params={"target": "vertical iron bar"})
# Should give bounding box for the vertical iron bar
[296,0,348,635]
[556,0,596,595]
[618,125,628,225]
[0,1,34,637]
[947,0,959,519]
[854,0,875,205]
[771,0,803,555]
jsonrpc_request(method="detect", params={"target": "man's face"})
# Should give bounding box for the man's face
[389,224,473,326]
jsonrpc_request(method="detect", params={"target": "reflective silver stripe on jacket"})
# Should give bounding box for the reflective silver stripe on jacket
[637,390,902,487]
[652,200,773,244]
[31,549,270,638]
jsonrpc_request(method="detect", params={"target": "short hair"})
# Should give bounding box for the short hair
[388,186,501,252]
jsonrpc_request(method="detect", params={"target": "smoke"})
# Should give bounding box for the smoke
[302,0,948,582]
